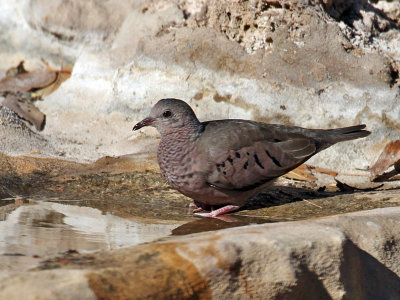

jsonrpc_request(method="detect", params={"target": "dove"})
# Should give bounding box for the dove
[133,98,370,218]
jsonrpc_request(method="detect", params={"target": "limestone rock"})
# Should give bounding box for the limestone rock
[111,2,184,64]
[0,270,96,300]
[23,0,142,47]
[0,0,399,173]
[184,0,395,87]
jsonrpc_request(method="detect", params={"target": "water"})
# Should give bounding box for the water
[0,194,275,274]
[0,200,181,272]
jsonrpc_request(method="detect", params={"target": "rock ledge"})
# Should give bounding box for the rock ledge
[1,206,399,299]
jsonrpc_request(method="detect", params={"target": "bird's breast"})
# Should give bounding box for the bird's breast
[157,137,206,190]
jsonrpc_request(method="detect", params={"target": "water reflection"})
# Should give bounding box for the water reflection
[0,201,181,272]
[172,215,270,235]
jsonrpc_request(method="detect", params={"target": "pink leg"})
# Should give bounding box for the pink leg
[194,205,240,218]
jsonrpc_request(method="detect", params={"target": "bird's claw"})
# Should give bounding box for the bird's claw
[194,205,240,218]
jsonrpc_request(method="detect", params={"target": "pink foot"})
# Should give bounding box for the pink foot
[192,207,204,213]
[194,205,240,218]
[189,202,204,213]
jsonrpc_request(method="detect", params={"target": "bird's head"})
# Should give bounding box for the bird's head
[133,98,201,135]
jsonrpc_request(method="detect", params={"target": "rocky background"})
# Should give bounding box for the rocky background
[1,0,399,172]
[1,0,400,299]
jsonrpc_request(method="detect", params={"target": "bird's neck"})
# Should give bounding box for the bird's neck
[161,122,203,140]
[159,127,200,149]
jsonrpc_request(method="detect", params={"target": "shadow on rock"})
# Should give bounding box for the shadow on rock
[326,0,400,30]
[278,263,333,300]
[340,239,400,299]
[243,185,342,210]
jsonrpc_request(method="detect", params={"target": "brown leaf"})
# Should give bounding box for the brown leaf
[0,69,57,93]
[33,68,72,97]
[32,58,72,97]
[311,166,339,177]
[335,179,383,192]
[0,59,72,95]
[0,59,73,131]
[285,164,340,182]
[2,93,45,131]
[6,61,28,77]
[285,164,316,181]
[370,140,400,181]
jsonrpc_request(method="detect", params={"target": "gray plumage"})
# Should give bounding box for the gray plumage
[133,98,370,217]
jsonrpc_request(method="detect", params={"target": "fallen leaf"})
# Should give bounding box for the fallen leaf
[2,93,45,131]
[6,61,28,77]
[32,58,72,97]
[0,59,71,94]
[0,59,72,131]
[0,68,57,93]
[370,140,400,181]
[285,164,316,181]
[335,179,383,192]
[285,164,340,182]
[311,166,339,177]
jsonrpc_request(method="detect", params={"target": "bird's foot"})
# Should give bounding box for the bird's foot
[192,207,204,213]
[189,202,204,213]
[194,205,240,218]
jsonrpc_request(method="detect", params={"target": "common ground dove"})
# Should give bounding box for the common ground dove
[133,98,370,217]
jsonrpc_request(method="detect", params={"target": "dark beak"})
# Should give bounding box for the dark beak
[132,117,155,131]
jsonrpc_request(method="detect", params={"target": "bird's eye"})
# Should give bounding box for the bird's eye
[162,110,172,118]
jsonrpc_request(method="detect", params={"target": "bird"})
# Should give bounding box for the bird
[133,98,370,218]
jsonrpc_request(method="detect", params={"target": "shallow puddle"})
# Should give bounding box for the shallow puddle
[0,198,274,273]
[0,200,182,272]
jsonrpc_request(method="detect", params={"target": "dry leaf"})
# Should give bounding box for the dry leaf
[0,59,72,131]
[285,164,316,181]
[32,58,72,97]
[285,164,340,182]
[311,166,339,177]
[0,67,57,93]
[0,59,72,95]
[335,179,383,192]
[2,93,45,131]
[370,140,400,181]
[6,61,28,77]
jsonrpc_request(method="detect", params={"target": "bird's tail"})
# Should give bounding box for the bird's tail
[329,124,370,140]
[322,124,370,147]
[311,124,370,151]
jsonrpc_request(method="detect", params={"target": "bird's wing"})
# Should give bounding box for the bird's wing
[199,120,318,191]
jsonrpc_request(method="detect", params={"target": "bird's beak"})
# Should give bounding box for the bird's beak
[132,117,155,131]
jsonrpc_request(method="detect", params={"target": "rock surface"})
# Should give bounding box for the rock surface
[0,206,399,299]
[0,0,399,173]
[1,153,398,222]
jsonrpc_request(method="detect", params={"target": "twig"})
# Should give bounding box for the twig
[303,199,322,209]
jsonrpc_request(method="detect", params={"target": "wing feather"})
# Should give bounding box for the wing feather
[207,139,316,190]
